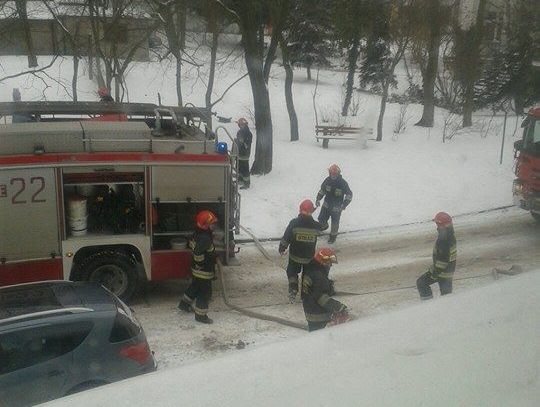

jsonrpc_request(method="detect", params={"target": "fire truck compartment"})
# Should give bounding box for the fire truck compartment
[0,167,60,262]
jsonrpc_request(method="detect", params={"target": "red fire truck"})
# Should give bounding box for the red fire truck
[0,101,240,300]
[513,107,540,222]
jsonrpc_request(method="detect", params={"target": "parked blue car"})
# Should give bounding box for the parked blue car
[0,281,157,407]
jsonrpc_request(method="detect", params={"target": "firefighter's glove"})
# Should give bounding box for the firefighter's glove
[278,244,287,256]
[341,204,348,211]
[315,200,321,208]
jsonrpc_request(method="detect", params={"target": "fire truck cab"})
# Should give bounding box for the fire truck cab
[513,107,540,222]
[0,101,240,300]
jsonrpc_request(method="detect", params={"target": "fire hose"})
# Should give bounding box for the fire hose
[216,225,522,332]
[216,259,308,331]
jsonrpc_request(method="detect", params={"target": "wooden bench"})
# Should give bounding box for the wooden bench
[315,125,372,149]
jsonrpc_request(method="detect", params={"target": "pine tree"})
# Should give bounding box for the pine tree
[287,0,334,80]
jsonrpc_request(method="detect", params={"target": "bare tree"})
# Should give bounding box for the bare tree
[412,0,451,127]
[216,0,274,175]
[360,0,413,142]
[88,0,158,101]
[14,0,38,67]
[452,0,487,127]
[41,1,88,101]
[149,0,187,106]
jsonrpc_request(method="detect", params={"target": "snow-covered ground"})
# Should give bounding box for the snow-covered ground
[43,270,540,407]
[2,37,536,404]
[0,37,522,238]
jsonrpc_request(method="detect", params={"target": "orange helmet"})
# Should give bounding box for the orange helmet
[433,212,452,227]
[195,210,218,230]
[236,117,248,127]
[98,87,110,97]
[299,199,315,215]
[315,247,338,266]
[328,164,341,177]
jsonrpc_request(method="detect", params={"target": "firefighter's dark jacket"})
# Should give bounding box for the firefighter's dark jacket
[236,127,252,160]
[317,175,353,209]
[301,260,344,322]
[279,215,323,264]
[189,229,216,280]
[432,227,457,278]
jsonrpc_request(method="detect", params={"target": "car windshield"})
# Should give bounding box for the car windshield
[523,119,540,154]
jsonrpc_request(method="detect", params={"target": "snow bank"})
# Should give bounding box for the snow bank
[43,271,540,407]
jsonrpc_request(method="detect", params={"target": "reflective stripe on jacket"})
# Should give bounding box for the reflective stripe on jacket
[432,227,457,277]
[279,215,323,264]
[189,229,216,280]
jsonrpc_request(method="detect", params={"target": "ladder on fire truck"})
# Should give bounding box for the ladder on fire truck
[0,100,243,236]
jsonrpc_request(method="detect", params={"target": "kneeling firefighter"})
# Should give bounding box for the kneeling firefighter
[301,248,349,331]
[178,210,218,324]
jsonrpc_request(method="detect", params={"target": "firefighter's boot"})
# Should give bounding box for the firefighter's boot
[195,314,214,324]
[328,234,337,244]
[178,300,193,313]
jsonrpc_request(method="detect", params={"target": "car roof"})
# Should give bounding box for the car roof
[0,281,117,326]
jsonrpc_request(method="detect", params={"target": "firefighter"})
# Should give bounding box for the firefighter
[279,199,324,302]
[98,87,114,102]
[235,117,252,189]
[315,164,353,244]
[416,212,457,300]
[302,248,348,331]
[12,88,37,123]
[178,210,218,324]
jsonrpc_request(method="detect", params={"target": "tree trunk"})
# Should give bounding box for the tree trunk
[461,0,487,128]
[72,56,79,102]
[341,37,360,116]
[377,81,390,141]
[175,1,186,107]
[306,64,312,81]
[243,27,273,174]
[114,74,121,102]
[376,48,405,142]
[462,84,474,127]
[263,32,279,83]
[16,0,38,68]
[205,18,219,129]
[279,35,299,142]
[176,57,183,107]
[513,95,525,115]
[416,1,441,127]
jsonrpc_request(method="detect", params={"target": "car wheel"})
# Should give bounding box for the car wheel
[78,250,139,301]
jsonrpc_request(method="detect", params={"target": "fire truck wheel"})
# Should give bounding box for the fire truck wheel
[77,250,139,302]
[532,212,540,223]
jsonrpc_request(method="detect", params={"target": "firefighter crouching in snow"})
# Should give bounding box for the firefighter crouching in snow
[302,248,348,331]
[178,210,218,324]
[417,212,457,300]
[279,200,324,302]
[316,164,353,244]
[235,117,253,189]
